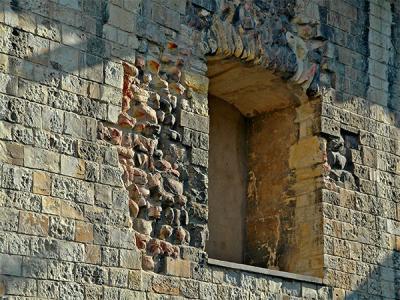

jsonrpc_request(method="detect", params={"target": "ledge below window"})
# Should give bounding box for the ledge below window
[207,258,323,285]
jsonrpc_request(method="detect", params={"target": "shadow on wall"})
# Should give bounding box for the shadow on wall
[2,0,123,79]
[340,250,400,299]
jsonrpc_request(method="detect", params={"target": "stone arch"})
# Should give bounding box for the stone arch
[185,0,327,98]
[193,1,327,275]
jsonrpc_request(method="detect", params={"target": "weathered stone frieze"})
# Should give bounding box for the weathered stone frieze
[187,0,325,96]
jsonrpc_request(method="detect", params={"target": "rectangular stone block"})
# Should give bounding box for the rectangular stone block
[7,190,42,215]
[18,78,48,104]
[38,280,60,299]
[120,249,141,269]
[85,244,101,265]
[33,171,51,195]
[59,241,85,262]
[100,245,119,266]
[61,73,87,96]
[19,211,49,237]
[49,216,75,240]
[2,164,33,192]
[59,282,85,299]
[100,165,123,187]
[107,104,120,123]
[152,4,181,31]
[36,15,61,41]
[75,264,108,285]
[25,102,43,128]
[120,290,146,300]
[128,270,142,290]
[60,155,85,179]
[199,282,218,299]
[95,183,112,208]
[49,42,79,75]
[22,257,48,279]
[108,4,136,32]
[0,254,22,276]
[0,141,24,165]
[24,146,60,173]
[42,106,64,133]
[181,278,200,298]
[110,228,135,249]
[191,147,208,167]
[61,24,86,50]
[75,221,94,243]
[5,277,37,296]
[27,33,51,66]
[64,112,86,139]
[33,64,61,88]
[48,260,75,281]
[123,0,141,12]
[0,72,17,95]
[85,284,103,300]
[42,196,61,215]
[109,267,129,288]
[180,110,209,133]
[361,147,377,168]
[87,82,101,100]
[80,53,104,83]
[0,121,12,140]
[31,237,59,259]
[152,274,180,296]
[182,71,209,95]
[86,117,98,141]
[112,188,129,210]
[104,286,119,299]
[61,200,85,220]
[182,128,209,150]
[100,84,122,105]
[111,43,136,62]
[0,52,8,72]
[104,60,124,89]
[163,257,191,278]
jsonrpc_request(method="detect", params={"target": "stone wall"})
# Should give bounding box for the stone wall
[321,90,400,298]
[0,0,399,299]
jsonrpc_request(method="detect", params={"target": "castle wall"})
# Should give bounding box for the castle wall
[0,0,398,299]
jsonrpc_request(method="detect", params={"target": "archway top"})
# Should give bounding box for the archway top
[188,0,327,98]
[207,55,304,117]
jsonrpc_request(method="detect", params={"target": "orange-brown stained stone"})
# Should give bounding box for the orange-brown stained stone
[163,257,191,278]
[33,171,51,195]
[19,212,49,237]
[75,221,94,243]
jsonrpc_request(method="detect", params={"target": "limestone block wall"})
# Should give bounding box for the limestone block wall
[0,0,398,299]
[320,90,400,298]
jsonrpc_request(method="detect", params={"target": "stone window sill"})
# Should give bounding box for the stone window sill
[207,258,323,284]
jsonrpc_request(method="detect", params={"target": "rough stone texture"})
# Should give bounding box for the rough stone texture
[0,0,399,299]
